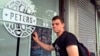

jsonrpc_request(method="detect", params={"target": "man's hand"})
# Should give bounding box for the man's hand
[33,32,39,43]
[32,32,54,51]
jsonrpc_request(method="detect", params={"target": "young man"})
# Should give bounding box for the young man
[33,16,79,56]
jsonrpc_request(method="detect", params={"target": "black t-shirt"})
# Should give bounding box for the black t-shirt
[52,31,78,56]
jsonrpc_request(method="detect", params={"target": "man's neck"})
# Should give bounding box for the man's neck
[57,30,65,37]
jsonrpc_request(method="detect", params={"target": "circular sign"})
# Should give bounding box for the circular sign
[2,0,37,38]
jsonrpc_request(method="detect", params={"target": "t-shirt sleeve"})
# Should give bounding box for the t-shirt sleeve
[64,32,78,47]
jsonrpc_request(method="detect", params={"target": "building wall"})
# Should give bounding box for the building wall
[97,12,100,56]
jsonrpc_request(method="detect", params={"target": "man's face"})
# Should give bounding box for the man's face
[52,19,64,33]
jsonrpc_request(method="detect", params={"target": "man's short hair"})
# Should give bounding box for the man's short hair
[52,16,64,23]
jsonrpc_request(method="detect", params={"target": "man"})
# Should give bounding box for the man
[33,16,79,56]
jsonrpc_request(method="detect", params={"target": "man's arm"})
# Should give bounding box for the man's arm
[33,32,54,51]
[66,45,79,56]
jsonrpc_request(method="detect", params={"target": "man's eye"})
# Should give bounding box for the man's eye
[55,23,59,25]
[52,24,54,26]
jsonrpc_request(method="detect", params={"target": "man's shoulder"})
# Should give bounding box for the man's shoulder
[64,31,75,36]
[63,31,77,39]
